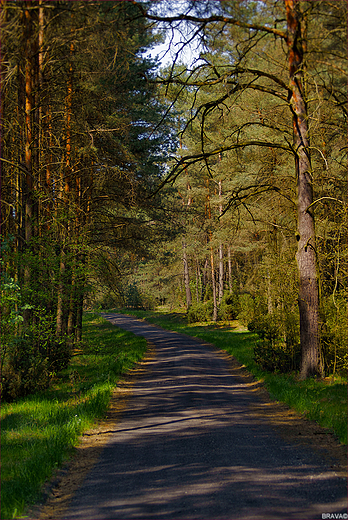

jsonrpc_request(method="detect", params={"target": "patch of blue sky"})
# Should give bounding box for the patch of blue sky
[143,0,203,68]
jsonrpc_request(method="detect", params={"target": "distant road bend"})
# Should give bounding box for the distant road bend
[60,313,347,520]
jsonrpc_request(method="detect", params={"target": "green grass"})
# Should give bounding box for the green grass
[0,313,147,520]
[2,309,346,519]
[112,307,347,445]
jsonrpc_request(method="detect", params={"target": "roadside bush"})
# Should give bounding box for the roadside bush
[187,300,214,323]
[140,293,156,311]
[30,307,71,371]
[1,276,23,370]
[1,336,50,401]
[320,294,348,376]
[238,293,267,327]
[187,302,205,323]
[253,339,301,373]
[125,282,143,308]
[124,282,155,311]
[218,291,241,321]
[248,313,280,341]
[98,293,121,310]
[1,340,71,402]
[250,311,301,373]
[1,307,71,402]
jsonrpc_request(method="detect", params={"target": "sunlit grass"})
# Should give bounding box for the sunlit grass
[0,313,147,520]
[113,307,347,444]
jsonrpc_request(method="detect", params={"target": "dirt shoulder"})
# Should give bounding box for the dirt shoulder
[214,347,347,476]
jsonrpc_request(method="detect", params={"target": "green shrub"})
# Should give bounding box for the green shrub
[218,291,241,320]
[1,307,71,402]
[1,336,50,401]
[124,282,155,311]
[248,313,280,341]
[98,293,121,310]
[0,271,24,373]
[253,339,301,373]
[238,293,267,326]
[320,294,348,376]
[249,311,300,373]
[187,300,214,323]
[125,282,143,308]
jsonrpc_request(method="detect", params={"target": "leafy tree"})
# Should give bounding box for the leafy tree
[133,0,347,378]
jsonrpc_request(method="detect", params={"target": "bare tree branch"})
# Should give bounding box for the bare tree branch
[153,140,293,195]
[132,2,288,40]
[154,66,290,96]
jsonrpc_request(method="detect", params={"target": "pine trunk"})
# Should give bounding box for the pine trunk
[56,249,67,336]
[182,241,192,310]
[23,4,34,326]
[75,292,84,343]
[285,0,321,378]
[218,180,224,303]
[67,263,76,339]
[196,260,201,303]
[74,253,86,343]
[56,35,75,337]
[228,246,232,293]
[218,244,224,303]
[202,257,209,299]
[267,270,273,314]
[210,248,218,322]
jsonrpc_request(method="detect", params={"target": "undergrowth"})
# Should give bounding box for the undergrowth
[113,307,347,445]
[0,313,147,520]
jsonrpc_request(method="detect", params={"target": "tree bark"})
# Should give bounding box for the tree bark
[195,260,201,303]
[37,2,44,234]
[267,270,273,314]
[23,3,35,326]
[75,253,86,343]
[218,180,224,303]
[182,241,192,310]
[285,0,321,378]
[24,5,33,251]
[210,247,218,322]
[67,261,76,339]
[56,33,75,337]
[202,257,209,299]
[218,243,224,303]
[206,179,218,321]
[56,248,67,336]
[75,290,84,343]
[227,246,232,292]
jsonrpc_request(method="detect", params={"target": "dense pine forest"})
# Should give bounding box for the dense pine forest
[1,0,347,402]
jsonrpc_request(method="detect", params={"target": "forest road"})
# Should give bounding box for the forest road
[59,313,347,520]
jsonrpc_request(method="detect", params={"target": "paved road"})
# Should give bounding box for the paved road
[62,313,347,520]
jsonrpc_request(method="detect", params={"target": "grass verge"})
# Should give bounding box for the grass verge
[112,307,347,445]
[0,312,147,520]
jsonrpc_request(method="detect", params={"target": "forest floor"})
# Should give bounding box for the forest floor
[30,313,347,520]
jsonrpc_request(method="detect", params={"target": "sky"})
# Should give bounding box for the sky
[147,28,202,68]
[144,1,203,68]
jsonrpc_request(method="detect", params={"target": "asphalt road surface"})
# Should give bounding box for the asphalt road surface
[61,313,347,520]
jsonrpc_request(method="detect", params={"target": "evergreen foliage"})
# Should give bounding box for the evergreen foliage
[0,1,172,399]
[1,0,347,400]
[128,0,347,377]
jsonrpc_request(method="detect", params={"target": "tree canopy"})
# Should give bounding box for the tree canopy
[1,0,346,395]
